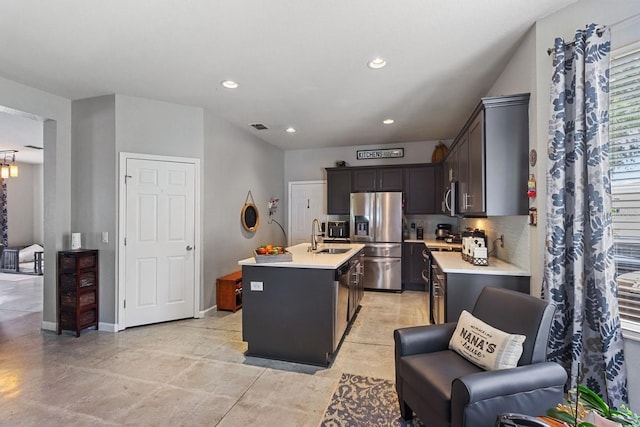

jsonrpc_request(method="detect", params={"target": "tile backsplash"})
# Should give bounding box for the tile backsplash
[459,216,530,271]
[404,214,458,239]
[331,212,530,271]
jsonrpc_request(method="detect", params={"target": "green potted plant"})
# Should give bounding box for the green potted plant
[546,385,639,426]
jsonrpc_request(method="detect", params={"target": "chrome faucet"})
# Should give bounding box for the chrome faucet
[310,218,322,251]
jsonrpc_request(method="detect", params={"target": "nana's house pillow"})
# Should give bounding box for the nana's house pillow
[449,310,526,371]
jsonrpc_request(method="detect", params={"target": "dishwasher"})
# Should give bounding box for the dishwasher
[333,262,350,350]
[431,260,446,325]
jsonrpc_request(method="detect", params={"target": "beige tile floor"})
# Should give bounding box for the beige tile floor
[0,280,429,426]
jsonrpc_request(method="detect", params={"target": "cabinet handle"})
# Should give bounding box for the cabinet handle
[464,193,471,210]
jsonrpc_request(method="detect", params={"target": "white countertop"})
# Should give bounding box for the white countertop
[431,251,530,276]
[404,238,463,250]
[238,242,365,269]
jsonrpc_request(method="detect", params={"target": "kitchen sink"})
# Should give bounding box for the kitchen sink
[316,248,350,254]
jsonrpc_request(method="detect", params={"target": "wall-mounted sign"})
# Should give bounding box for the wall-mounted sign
[356,148,404,160]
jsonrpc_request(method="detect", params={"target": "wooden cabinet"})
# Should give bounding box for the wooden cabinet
[326,168,352,214]
[442,93,530,217]
[352,167,403,192]
[402,243,427,290]
[466,115,484,213]
[441,94,529,217]
[432,258,530,324]
[403,165,437,214]
[351,168,377,192]
[216,271,243,312]
[377,167,404,191]
[326,164,438,215]
[57,249,99,337]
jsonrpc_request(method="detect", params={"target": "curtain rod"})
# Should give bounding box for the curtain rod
[546,13,640,56]
[546,27,605,56]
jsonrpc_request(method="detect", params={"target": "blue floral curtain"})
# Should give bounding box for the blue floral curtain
[1,178,7,246]
[544,23,628,408]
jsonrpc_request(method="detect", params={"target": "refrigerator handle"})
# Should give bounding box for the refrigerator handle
[371,192,379,241]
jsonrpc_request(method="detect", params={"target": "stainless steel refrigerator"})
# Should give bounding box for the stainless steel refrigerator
[350,192,403,291]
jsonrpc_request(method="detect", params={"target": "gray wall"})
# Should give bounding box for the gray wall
[116,95,205,313]
[285,139,446,183]
[203,112,285,311]
[0,75,72,328]
[71,95,117,323]
[485,0,640,409]
[6,162,43,246]
[72,94,205,324]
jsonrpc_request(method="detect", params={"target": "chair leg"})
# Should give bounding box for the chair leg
[399,400,413,420]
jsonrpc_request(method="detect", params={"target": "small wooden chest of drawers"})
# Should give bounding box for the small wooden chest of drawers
[57,249,99,337]
[216,271,242,312]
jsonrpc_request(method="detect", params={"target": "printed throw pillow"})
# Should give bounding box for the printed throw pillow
[449,310,526,371]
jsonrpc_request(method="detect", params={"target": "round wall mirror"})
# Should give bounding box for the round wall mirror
[241,203,259,232]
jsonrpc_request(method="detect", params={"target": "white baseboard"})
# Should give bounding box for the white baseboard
[42,321,118,333]
[98,322,117,333]
[199,305,216,318]
[41,321,57,332]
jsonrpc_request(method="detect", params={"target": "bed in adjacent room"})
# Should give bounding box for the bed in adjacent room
[0,244,44,275]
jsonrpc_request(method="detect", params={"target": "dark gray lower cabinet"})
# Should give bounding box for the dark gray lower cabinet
[402,243,426,290]
[242,265,336,366]
[432,261,530,324]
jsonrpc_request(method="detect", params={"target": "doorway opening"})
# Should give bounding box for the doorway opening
[0,106,46,341]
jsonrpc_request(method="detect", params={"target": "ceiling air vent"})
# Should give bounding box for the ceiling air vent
[249,123,268,130]
[24,145,43,150]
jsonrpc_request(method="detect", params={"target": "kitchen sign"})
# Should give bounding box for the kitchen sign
[356,148,404,160]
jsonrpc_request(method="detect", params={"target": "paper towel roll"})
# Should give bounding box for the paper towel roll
[71,233,82,250]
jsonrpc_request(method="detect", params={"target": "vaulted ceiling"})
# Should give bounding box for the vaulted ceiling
[0,0,577,157]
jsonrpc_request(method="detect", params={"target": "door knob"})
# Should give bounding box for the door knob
[186,245,193,251]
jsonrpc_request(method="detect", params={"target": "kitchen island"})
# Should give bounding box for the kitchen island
[238,242,364,367]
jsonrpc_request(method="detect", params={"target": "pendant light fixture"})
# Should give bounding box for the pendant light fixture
[0,150,18,179]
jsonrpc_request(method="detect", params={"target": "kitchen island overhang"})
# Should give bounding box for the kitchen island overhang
[238,243,365,367]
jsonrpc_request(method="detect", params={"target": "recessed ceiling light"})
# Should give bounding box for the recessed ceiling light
[383,119,395,124]
[286,127,296,133]
[368,57,387,69]
[221,80,239,89]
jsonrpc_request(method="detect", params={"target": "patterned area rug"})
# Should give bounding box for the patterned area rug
[321,373,424,427]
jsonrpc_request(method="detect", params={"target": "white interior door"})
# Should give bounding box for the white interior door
[124,158,196,328]
[288,181,326,246]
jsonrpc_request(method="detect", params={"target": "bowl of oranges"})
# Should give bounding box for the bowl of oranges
[254,245,292,263]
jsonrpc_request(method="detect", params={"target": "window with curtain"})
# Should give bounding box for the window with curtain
[611,41,640,329]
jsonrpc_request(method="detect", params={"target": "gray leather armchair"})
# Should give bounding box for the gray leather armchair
[394,287,567,427]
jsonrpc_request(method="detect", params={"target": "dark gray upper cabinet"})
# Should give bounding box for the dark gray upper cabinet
[352,167,403,192]
[377,168,404,191]
[351,168,377,192]
[445,93,530,217]
[326,168,352,214]
[326,164,438,215]
[404,165,437,214]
